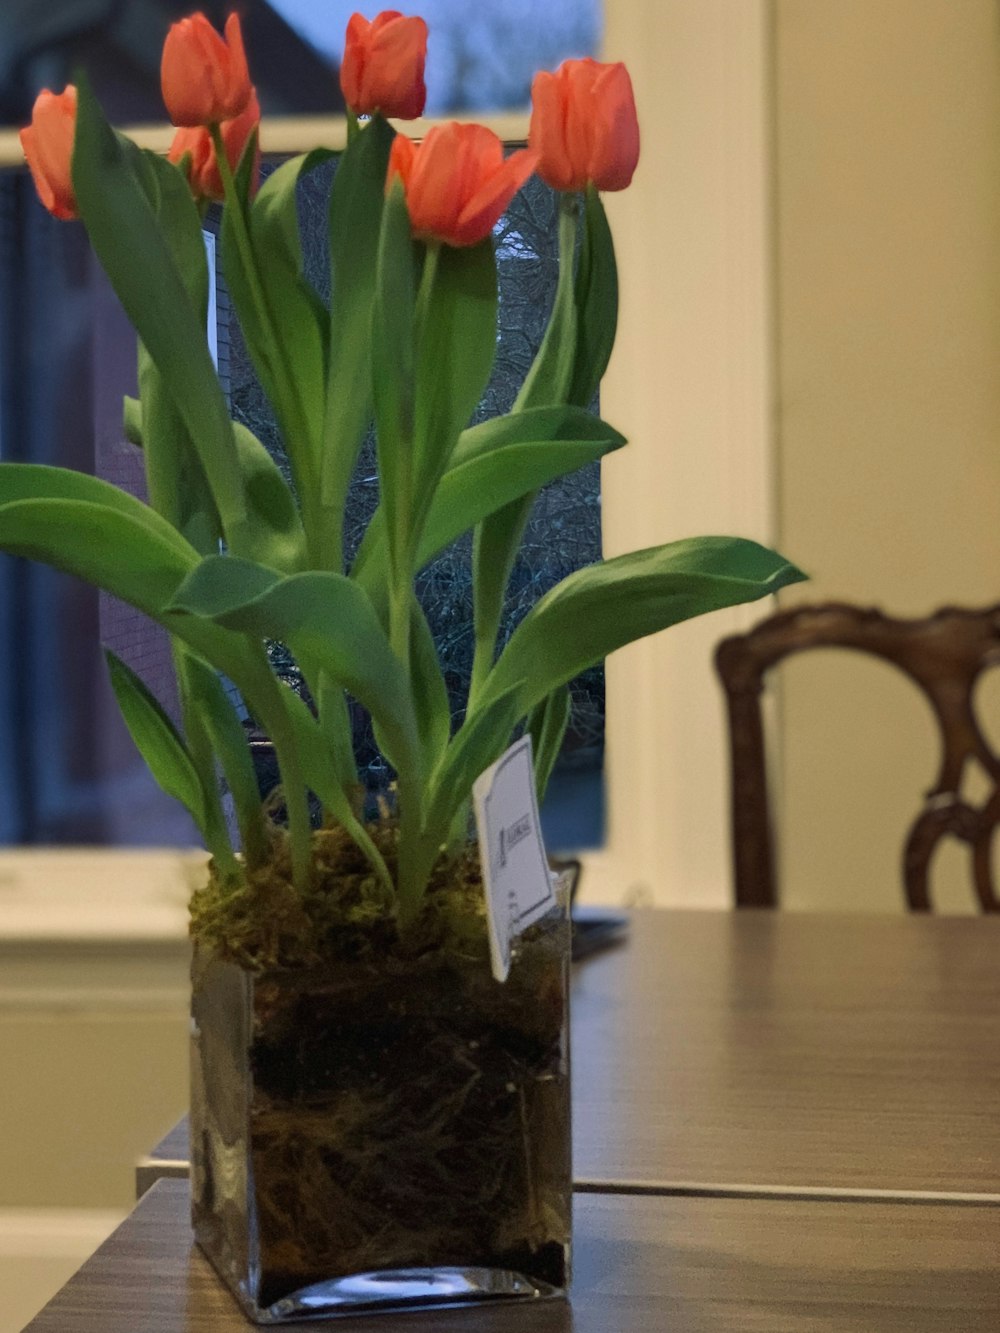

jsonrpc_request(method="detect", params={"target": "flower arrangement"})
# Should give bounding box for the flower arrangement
[10,11,806,1319]
[10,10,802,931]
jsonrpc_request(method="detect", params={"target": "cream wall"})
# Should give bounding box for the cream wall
[593,1,775,908]
[773,0,1000,910]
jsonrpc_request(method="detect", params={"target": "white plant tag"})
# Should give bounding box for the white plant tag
[473,735,556,983]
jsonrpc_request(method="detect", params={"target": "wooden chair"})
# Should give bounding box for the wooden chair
[714,602,1000,911]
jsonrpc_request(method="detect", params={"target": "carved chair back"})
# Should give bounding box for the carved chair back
[714,602,1000,911]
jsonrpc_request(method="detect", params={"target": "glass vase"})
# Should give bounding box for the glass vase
[189,888,571,1323]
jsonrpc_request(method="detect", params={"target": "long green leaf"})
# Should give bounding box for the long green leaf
[224,150,332,497]
[411,239,497,533]
[0,492,283,714]
[138,347,221,555]
[126,150,221,552]
[71,76,248,549]
[526,683,571,804]
[121,404,308,574]
[321,116,396,568]
[0,495,317,883]
[173,649,239,878]
[283,688,393,896]
[126,143,209,314]
[104,649,207,836]
[229,423,308,574]
[0,466,200,560]
[352,407,624,583]
[167,558,422,785]
[0,499,197,613]
[409,595,451,770]
[424,679,525,842]
[180,652,269,868]
[477,537,808,718]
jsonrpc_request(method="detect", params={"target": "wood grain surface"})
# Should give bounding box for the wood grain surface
[26,1178,1000,1333]
[143,911,1000,1198]
[570,910,1000,1195]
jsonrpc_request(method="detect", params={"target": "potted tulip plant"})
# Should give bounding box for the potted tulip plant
[9,8,805,1324]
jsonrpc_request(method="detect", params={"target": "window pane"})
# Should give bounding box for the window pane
[270,1,601,113]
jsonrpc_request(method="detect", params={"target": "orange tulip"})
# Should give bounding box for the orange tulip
[169,89,261,202]
[340,11,428,120]
[387,123,536,248]
[529,58,639,193]
[19,86,78,220]
[161,12,252,127]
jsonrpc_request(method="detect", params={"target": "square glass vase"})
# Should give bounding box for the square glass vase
[190,894,572,1323]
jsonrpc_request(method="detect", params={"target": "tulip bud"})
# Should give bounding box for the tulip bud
[387,122,537,248]
[169,90,261,203]
[20,86,78,221]
[340,11,428,120]
[161,12,252,127]
[530,58,639,194]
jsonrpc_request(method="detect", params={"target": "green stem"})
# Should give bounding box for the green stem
[387,246,440,667]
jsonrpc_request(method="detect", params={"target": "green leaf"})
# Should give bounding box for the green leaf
[470,495,531,697]
[104,649,206,835]
[283,688,393,895]
[0,465,199,560]
[424,679,525,842]
[120,151,220,556]
[180,652,269,867]
[448,404,624,468]
[526,684,571,804]
[119,403,308,574]
[226,149,332,491]
[129,145,210,315]
[138,346,221,555]
[0,498,197,615]
[253,147,333,279]
[412,239,498,531]
[123,396,142,447]
[71,76,248,549]
[569,184,618,409]
[322,116,396,564]
[409,596,451,770]
[230,422,308,574]
[477,537,808,718]
[353,406,624,583]
[168,558,422,785]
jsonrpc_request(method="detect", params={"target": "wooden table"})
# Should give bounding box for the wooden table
[572,910,1000,1198]
[30,909,1000,1329]
[24,1178,1000,1332]
[139,910,1000,1200]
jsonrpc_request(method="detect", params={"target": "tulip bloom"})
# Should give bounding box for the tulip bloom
[161,12,252,127]
[169,90,261,203]
[387,123,536,248]
[20,86,78,220]
[340,11,428,120]
[529,58,639,193]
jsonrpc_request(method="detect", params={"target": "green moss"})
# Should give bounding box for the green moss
[189,819,490,972]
